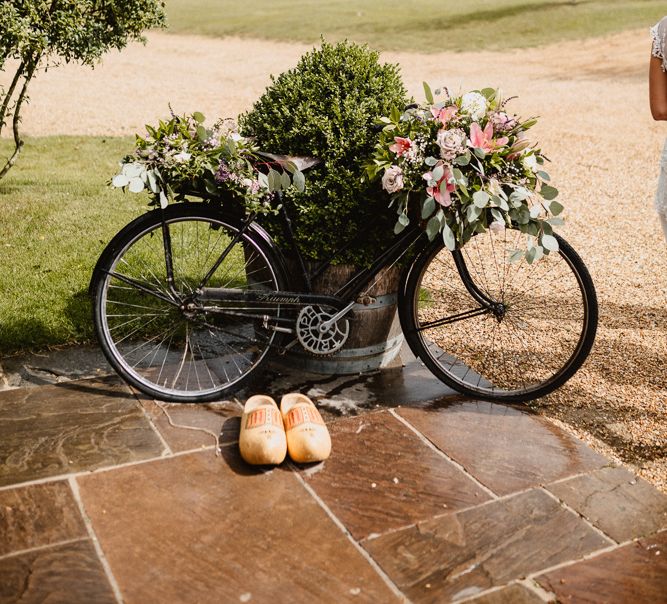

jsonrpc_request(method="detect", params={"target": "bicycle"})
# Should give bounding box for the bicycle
[90,153,598,404]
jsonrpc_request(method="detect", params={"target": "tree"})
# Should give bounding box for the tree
[0,0,166,180]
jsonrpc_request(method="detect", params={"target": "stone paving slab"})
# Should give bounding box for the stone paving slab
[467,583,547,603]
[0,540,117,604]
[300,411,491,540]
[363,488,611,603]
[76,450,400,604]
[0,481,87,557]
[536,532,667,603]
[546,466,667,543]
[397,402,609,495]
[0,378,165,487]
[140,398,242,452]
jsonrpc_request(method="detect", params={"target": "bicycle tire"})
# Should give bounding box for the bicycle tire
[91,203,288,403]
[399,228,598,403]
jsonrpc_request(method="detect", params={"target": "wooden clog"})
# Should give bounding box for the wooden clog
[239,395,287,465]
[280,393,331,463]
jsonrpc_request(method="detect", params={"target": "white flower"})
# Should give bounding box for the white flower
[436,128,466,161]
[231,133,243,142]
[382,166,404,194]
[523,153,538,172]
[461,92,488,121]
[173,151,191,163]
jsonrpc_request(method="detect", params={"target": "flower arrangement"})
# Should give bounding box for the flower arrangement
[111,111,304,213]
[366,84,564,262]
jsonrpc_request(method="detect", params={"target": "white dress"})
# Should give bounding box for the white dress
[651,17,667,240]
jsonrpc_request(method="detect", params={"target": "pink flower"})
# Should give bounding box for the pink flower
[389,137,413,157]
[468,122,509,153]
[423,161,456,207]
[431,105,458,127]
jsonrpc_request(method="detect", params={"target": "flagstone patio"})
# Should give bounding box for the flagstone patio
[1,351,666,603]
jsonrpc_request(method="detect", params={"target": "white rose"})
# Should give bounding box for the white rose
[382,166,404,194]
[461,92,488,121]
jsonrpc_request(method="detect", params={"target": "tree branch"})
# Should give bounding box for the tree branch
[0,61,26,137]
[0,57,39,180]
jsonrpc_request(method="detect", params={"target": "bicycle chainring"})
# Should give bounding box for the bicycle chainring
[296,305,349,355]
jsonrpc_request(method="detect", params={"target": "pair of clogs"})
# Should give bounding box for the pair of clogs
[239,393,331,465]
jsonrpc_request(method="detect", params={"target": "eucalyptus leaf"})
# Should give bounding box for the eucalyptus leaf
[394,220,406,235]
[537,170,550,181]
[421,196,436,219]
[529,204,542,219]
[196,125,207,141]
[549,200,564,216]
[425,156,438,167]
[431,165,444,182]
[293,170,306,192]
[281,171,291,190]
[453,152,470,166]
[547,216,565,226]
[192,111,206,123]
[112,174,129,188]
[159,191,169,209]
[122,163,143,178]
[398,212,410,226]
[473,190,490,208]
[442,223,456,251]
[128,177,145,193]
[541,234,559,251]
[426,216,440,240]
[508,250,524,264]
[146,170,159,194]
[467,204,482,221]
[490,208,503,223]
[541,184,559,200]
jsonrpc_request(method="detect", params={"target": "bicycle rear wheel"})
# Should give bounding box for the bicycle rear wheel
[91,203,287,402]
[400,227,597,402]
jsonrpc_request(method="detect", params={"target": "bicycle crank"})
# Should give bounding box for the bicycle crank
[296,305,349,355]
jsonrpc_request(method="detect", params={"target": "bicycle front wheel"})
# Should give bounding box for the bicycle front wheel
[91,204,287,402]
[400,228,597,402]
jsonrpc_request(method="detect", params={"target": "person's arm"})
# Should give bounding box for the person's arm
[649,54,667,120]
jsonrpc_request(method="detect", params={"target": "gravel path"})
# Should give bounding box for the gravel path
[3,30,666,490]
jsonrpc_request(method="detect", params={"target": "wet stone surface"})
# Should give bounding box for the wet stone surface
[397,402,609,496]
[0,377,165,487]
[536,532,667,603]
[546,465,667,543]
[0,481,87,557]
[0,540,116,604]
[299,411,491,540]
[466,583,548,603]
[363,488,610,603]
[77,449,400,604]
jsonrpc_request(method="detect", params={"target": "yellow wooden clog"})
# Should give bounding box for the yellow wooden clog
[239,395,287,465]
[280,393,331,463]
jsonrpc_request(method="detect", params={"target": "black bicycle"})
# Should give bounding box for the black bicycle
[90,154,598,404]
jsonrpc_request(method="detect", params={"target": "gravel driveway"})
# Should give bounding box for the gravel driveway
[3,29,666,490]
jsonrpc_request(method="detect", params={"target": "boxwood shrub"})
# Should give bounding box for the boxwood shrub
[239,40,408,266]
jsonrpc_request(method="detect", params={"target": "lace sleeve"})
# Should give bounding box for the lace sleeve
[651,17,667,72]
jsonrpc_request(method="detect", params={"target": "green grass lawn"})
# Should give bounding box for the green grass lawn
[164,0,664,52]
[0,137,146,354]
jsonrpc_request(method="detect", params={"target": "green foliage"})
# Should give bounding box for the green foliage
[111,112,304,213]
[0,0,165,180]
[239,40,408,265]
[0,0,166,67]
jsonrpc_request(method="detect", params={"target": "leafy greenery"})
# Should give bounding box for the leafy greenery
[111,111,304,213]
[164,0,665,52]
[0,0,166,180]
[239,40,408,265]
[367,86,562,262]
[0,136,144,354]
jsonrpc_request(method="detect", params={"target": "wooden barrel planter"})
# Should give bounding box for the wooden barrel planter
[286,262,404,375]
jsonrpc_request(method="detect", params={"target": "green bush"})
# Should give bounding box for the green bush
[239,40,408,266]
